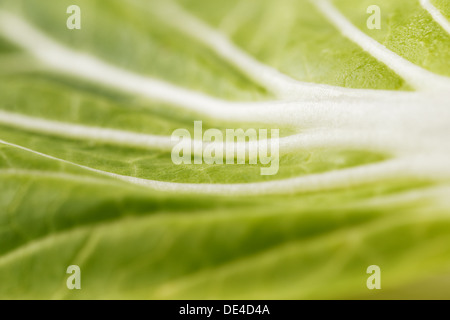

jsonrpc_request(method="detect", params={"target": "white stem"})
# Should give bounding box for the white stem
[1,10,447,132]
[0,110,174,151]
[148,0,385,99]
[0,110,445,156]
[0,11,230,111]
[312,0,450,92]
[2,168,450,207]
[0,9,427,118]
[420,0,450,35]
[1,139,448,196]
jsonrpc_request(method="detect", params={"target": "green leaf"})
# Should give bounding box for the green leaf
[0,0,449,299]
